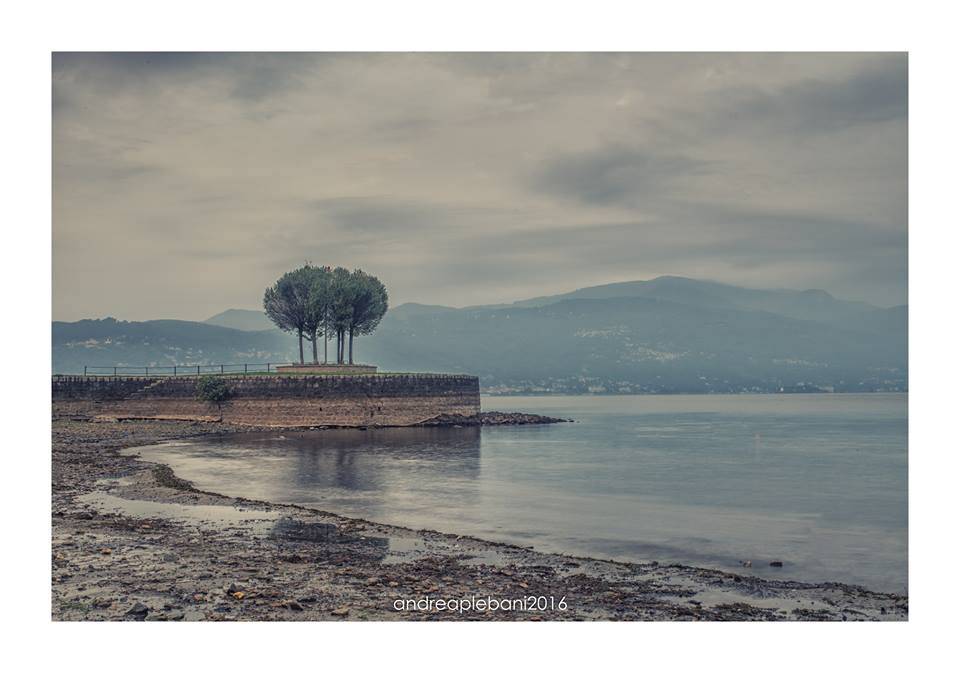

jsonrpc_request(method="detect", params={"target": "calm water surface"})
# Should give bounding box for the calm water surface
[127,394,907,593]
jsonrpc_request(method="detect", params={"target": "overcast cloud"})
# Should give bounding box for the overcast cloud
[53,53,907,321]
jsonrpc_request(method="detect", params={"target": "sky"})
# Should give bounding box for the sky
[52,53,907,322]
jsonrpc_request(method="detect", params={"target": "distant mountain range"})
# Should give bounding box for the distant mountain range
[52,276,907,393]
[205,308,275,331]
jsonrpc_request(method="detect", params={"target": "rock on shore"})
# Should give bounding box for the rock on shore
[418,411,572,426]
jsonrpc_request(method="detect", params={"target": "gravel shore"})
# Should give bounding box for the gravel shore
[52,417,908,621]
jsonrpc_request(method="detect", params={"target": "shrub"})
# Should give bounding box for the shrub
[195,376,231,403]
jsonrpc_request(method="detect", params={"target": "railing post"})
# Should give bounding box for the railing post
[197,365,200,376]
[244,364,248,374]
[267,363,271,372]
[83,366,87,376]
[221,364,224,374]
[113,366,117,377]
[145,367,149,376]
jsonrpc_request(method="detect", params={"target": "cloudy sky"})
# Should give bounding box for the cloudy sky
[53,53,907,321]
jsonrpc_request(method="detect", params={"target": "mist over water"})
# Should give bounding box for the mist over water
[128,394,907,593]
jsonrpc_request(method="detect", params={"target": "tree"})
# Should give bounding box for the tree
[303,265,333,365]
[326,267,356,364]
[263,265,314,364]
[195,375,231,421]
[195,375,231,403]
[346,270,388,364]
[265,264,389,366]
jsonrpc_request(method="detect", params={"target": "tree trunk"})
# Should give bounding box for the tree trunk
[349,328,354,364]
[297,328,304,364]
[311,332,318,364]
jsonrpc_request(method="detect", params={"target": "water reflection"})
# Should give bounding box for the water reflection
[279,426,481,491]
[200,426,483,521]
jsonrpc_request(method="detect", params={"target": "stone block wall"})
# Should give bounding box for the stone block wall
[52,374,481,428]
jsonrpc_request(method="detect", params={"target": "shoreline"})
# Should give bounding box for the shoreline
[52,417,908,621]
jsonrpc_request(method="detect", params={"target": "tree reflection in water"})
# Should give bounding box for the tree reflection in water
[205,426,483,521]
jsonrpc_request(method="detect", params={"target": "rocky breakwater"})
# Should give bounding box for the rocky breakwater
[417,411,573,427]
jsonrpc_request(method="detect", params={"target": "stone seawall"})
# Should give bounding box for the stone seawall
[52,374,481,428]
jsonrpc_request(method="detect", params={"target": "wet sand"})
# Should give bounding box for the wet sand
[52,418,908,621]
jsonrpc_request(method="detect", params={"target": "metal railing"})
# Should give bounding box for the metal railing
[67,365,476,380]
[80,363,279,377]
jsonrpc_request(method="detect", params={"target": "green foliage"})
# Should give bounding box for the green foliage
[263,263,389,364]
[263,266,314,335]
[264,264,325,364]
[349,269,389,336]
[195,375,231,403]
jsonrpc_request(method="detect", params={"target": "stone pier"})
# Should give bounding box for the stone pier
[52,373,480,428]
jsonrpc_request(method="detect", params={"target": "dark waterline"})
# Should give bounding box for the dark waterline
[126,393,907,593]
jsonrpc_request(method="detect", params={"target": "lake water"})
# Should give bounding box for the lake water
[126,393,908,593]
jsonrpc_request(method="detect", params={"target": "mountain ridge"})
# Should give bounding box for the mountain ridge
[204,308,274,332]
[461,275,883,325]
[52,277,907,393]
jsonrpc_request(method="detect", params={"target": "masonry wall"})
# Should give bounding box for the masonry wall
[52,374,481,428]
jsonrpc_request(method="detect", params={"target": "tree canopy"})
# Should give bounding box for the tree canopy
[263,264,388,365]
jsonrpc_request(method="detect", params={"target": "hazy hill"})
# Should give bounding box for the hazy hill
[205,309,274,331]
[52,277,907,393]
[359,294,906,393]
[470,276,879,325]
[53,318,293,373]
